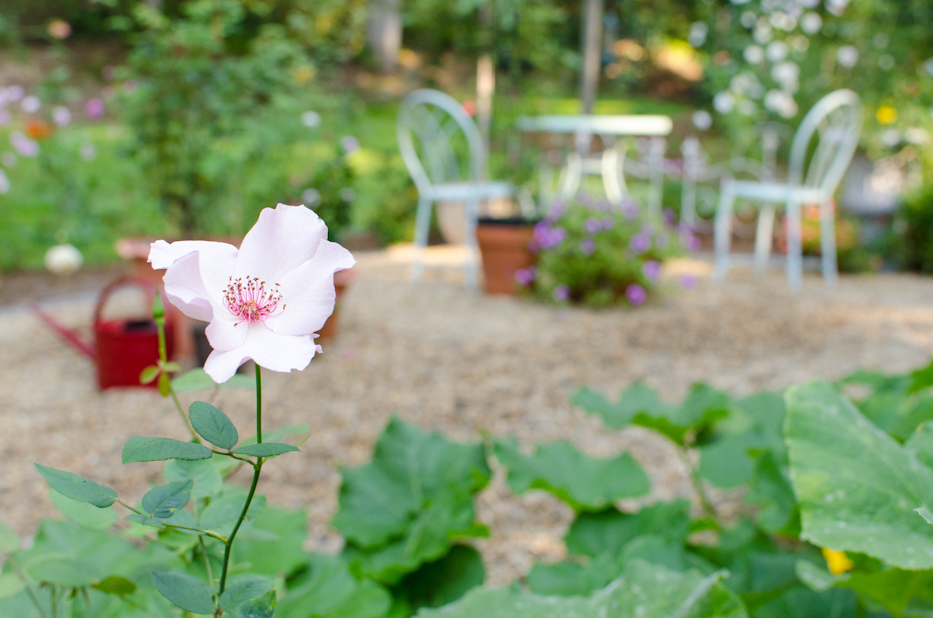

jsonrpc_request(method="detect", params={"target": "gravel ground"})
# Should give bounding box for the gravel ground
[2,246,933,585]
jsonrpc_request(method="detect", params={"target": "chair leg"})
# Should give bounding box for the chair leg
[713,188,735,282]
[601,146,623,205]
[681,175,696,232]
[559,152,583,200]
[754,204,775,273]
[819,197,838,286]
[785,199,803,291]
[411,195,432,283]
[463,198,480,288]
[648,137,665,220]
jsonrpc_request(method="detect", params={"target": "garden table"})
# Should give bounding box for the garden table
[515,114,673,215]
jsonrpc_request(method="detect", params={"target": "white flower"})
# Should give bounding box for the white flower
[772,61,800,92]
[713,92,735,114]
[836,46,859,69]
[21,96,40,114]
[10,132,39,157]
[149,204,356,383]
[0,169,9,195]
[827,0,849,16]
[301,188,321,205]
[873,33,889,49]
[741,11,757,29]
[688,22,708,48]
[739,100,758,116]
[765,90,797,118]
[905,128,929,145]
[769,11,796,31]
[754,22,773,45]
[766,41,788,62]
[45,244,83,275]
[52,106,71,127]
[744,45,765,64]
[881,129,901,148]
[801,12,822,35]
[691,110,712,130]
[301,111,321,128]
[5,86,23,102]
[878,55,894,71]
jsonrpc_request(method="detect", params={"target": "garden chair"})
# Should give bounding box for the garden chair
[713,89,862,290]
[681,122,794,234]
[397,89,513,286]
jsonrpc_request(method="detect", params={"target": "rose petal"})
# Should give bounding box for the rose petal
[234,204,328,283]
[203,322,322,382]
[161,252,214,322]
[268,240,355,336]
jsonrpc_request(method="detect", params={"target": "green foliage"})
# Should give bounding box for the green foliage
[232,442,299,458]
[121,437,213,463]
[189,401,240,449]
[494,439,649,511]
[416,561,747,618]
[33,464,117,508]
[891,185,933,275]
[526,195,687,307]
[149,570,216,614]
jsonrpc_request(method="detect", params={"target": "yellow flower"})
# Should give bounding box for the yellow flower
[822,547,854,575]
[292,65,316,86]
[876,105,898,125]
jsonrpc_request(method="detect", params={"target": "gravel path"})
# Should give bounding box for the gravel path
[2,247,932,585]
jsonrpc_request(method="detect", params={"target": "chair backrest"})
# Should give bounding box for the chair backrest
[788,89,862,195]
[397,89,485,193]
[730,121,794,182]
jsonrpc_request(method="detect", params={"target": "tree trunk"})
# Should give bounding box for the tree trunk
[367,0,403,73]
[579,0,604,114]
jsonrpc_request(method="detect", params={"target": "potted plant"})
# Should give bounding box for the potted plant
[517,194,695,307]
[476,215,540,295]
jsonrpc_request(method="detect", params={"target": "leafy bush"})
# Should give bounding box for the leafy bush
[890,184,933,274]
[520,195,692,307]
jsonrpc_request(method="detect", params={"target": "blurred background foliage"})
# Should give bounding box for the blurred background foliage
[0,0,932,271]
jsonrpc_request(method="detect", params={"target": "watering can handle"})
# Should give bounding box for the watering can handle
[93,276,165,327]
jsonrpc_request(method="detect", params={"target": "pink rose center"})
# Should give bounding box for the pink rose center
[223,276,284,325]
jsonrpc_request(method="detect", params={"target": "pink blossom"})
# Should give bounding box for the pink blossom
[580,238,595,255]
[626,283,647,306]
[149,204,355,383]
[629,232,651,254]
[514,268,535,286]
[9,132,39,157]
[642,260,662,281]
[552,285,570,302]
[85,98,105,120]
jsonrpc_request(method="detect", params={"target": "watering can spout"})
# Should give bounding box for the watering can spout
[30,302,96,358]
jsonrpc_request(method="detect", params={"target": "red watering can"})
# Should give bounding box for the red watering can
[31,277,174,390]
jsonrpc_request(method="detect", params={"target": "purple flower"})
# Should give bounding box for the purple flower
[0,109,10,126]
[622,199,639,219]
[642,260,662,281]
[602,216,615,231]
[553,285,570,302]
[514,268,536,286]
[626,283,647,306]
[594,199,611,211]
[534,221,567,250]
[341,135,360,154]
[9,132,39,157]
[546,201,565,222]
[85,98,105,120]
[577,193,593,206]
[580,238,595,255]
[682,233,702,252]
[630,232,651,254]
[585,217,602,234]
[680,274,698,289]
[663,208,676,225]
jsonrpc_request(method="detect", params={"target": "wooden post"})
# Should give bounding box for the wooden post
[367,0,403,73]
[476,54,495,171]
[580,0,604,114]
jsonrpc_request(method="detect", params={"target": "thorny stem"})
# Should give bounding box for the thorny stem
[7,556,49,618]
[217,366,264,596]
[153,294,200,444]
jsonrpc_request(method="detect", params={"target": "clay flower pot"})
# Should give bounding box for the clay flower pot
[318,269,354,341]
[476,217,538,296]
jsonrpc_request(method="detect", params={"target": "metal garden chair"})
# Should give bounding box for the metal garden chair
[713,90,862,290]
[397,89,513,286]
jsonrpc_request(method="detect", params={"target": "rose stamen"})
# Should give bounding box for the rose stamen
[223,276,285,325]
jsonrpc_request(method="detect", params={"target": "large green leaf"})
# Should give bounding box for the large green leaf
[122,436,213,463]
[0,521,20,553]
[49,489,118,530]
[345,490,481,584]
[199,492,266,535]
[906,422,933,469]
[785,381,933,569]
[232,507,309,577]
[142,480,193,520]
[275,553,391,618]
[189,401,239,449]
[332,417,490,549]
[572,384,731,444]
[564,500,692,558]
[150,570,216,614]
[23,552,101,587]
[838,568,933,617]
[394,544,485,611]
[230,591,275,618]
[219,576,273,611]
[415,561,746,618]
[34,464,117,508]
[163,458,223,501]
[494,439,649,511]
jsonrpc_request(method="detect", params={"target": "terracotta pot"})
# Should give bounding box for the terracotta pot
[318,269,354,341]
[476,219,537,296]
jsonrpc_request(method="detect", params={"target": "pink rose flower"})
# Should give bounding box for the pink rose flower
[149,204,355,383]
